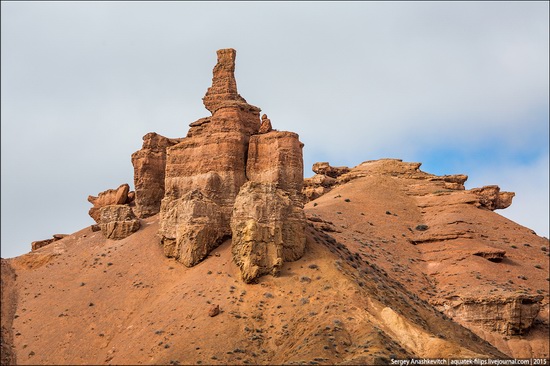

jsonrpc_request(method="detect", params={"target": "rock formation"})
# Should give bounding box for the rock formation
[154,48,306,280]
[231,182,306,283]
[87,183,135,223]
[31,234,68,251]
[258,114,273,134]
[98,204,140,240]
[470,185,515,210]
[88,184,139,240]
[131,132,182,218]
[436,295,544,335]
[160,189,227,266]
[312,162,350,178]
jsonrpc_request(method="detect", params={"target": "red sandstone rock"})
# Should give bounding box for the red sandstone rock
[88,184,134,223]
[156,49,307,280]
[312,162,350,178]
[31,234,68,251]
[258,114,273,134]
[132,133,182,218]
[208,304,220,317]
[473,249,507,262]
[202,48,258,115]
[470,185,515,210]
[246,131,304,192]
[436,294,543,335]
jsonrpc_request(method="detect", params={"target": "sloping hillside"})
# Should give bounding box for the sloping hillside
[2,160,548,365]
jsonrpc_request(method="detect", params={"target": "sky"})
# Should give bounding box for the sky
[1,1,548,259]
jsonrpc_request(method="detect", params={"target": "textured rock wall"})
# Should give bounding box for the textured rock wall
[158,48,262,267]
[88,184,135,223]
[231,182,306,283]
[155,48,307,280]
[131,132,182,218]
[438,295,543,335]
[246,131,304,192]
[160,190,228,267]
[98,205,140,240]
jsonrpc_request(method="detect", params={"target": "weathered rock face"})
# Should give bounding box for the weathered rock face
[231,182,306,283]
[98,204,140,240]
[160,190,228,267]
[157,48,306,276]
[246,131,304,192]
[131,133,182,218]
[312,162,350,178]
[472,249,506,262]
[160,48,261,246]
[437,295,543,335]
[470,185,515,210]
[202,48,250,114]
[88,184,135,223]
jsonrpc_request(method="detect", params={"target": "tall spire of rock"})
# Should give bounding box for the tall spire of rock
[202,48,253,114]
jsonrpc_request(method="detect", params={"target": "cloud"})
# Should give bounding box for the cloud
[1,2,548,258]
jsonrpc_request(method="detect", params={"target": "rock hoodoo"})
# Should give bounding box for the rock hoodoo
[131,132,183,218]
[131,48,306,281]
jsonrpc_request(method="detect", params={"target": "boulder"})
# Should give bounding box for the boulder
[98,205,140,240]
[88,184,134,223]
[258,114,273,134]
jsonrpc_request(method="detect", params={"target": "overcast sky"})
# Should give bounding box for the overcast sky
[2,1,548,259]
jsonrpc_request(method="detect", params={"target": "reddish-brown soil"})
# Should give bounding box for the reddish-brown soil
[1,160,548,365]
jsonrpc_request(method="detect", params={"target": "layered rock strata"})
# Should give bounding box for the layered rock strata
[131,132,182,218]
[155,48,306,279]
[87,183,135,223]
[436,295,544,335]
[88,184,139,240]
[98,204,140,240]
[231,130,306,282]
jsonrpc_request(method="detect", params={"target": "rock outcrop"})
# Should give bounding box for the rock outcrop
[470,185,515,210]
[156,48,306,280]
[231,182,306,283]
[87,184,135,223]
[31,234,68,251]
[132,133,182,218]
[98,204,140,240]
[312,162,350,178]
[436,295,544,335]
[160,190,227,266]
[472,249,507,262]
